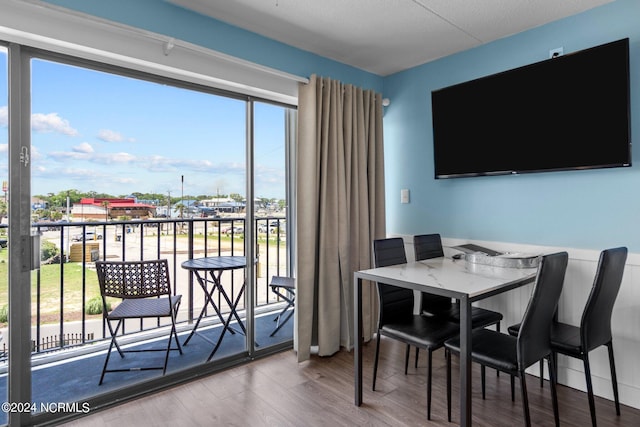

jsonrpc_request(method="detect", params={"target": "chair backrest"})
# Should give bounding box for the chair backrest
[581,246,627,351]
[96,259,172,299]
[517,252,568,370]
[413,233,445,260]
[372,238,413,326]
[373,237,407,267]
[413,234,452,314]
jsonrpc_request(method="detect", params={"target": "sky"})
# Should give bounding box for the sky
[0,49,289,201]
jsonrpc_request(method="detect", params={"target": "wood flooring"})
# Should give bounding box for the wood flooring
[60,337,640,426]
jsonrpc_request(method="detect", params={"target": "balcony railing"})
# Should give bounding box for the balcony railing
[0,216,289,359]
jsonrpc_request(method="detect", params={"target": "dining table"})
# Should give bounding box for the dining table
[353,255,538,426]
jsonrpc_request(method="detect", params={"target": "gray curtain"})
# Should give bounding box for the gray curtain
[295,75,385,361]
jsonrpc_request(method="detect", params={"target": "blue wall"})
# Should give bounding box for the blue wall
[47,0,640,251]
[44,0,383,92]
[383,0,640,251]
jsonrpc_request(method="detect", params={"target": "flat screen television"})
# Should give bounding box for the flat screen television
[431,38,631,179]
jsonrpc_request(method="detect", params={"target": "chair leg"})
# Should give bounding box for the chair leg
[270,308,294,336]
[519,371,532,427]
[163,317,183,375]
[404,344,411,375]
[481,365,486,399]
[99,335,117,386]
[372,333,381,391]
[496,322,501,377]
[172,323,183,355]
[99,319,124,386]
[607,342,621,416]
[446,349,452,422]
[583,354,598,427]
[510,374,515,402]
[548,355,560,427]
[540,359,545,387]
[108,319,125,357]
[415,347,420,368]
[163,328,173,375]
[427,349,433,420]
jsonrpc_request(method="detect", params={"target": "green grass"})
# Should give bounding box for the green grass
[0,231,285,325]
[0,249,102,324]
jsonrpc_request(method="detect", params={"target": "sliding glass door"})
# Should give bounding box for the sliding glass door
[0,44,295,425]
[0,44,8,425]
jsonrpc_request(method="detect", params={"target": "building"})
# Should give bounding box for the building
[71,198,156,221]
[199,197,245,214]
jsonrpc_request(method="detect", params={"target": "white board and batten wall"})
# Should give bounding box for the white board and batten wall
[394,234,640,410]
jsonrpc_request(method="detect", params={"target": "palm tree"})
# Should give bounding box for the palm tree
[174,202,186,219]
[101,201,110,221]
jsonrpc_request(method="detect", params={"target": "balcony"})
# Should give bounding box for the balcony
[0,216,292,423]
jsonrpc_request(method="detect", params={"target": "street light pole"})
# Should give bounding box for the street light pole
[65,192,70,261]
[166,191,171,218]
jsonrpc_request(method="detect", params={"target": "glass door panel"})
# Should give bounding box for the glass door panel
[0,45,8,426]
[29,55,247,407]
[253,101,292,348]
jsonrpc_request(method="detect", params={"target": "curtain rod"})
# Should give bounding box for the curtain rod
[25,0,309,85]
[160,36,309,85]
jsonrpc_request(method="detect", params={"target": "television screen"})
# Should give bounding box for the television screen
[431,38,631,179]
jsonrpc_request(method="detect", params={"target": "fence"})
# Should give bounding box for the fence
[0,216,289,356]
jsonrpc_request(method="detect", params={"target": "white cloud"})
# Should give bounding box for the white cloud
[48,150,136,164]
[31,112,78,136]
[98,129,135,143]
[48,151,91,161]
[114,177,136,184]
[60,167,107,180]
[73,142,94,153]
[109,152,136,163]
[0,106,7,127]
[147,155,214,172]
[30,145,43,161]
[98,129,123,142]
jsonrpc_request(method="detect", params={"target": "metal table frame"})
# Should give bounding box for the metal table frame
[354,257,536,426]
[182,256,248,361]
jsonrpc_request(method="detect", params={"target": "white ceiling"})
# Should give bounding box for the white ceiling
[168,0,613,76]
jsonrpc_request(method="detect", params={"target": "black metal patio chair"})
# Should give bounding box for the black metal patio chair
[269,276,295,336]
[95,259,183,385]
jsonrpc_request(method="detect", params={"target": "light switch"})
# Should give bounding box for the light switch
[400,189,410,204]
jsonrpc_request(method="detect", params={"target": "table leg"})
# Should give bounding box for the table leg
[206,308,234,361]
[459,296,472,427]
[208,270,239,335]
[205,283,244,361]
[206,279,258,361]
[354,276,363,406]
[184,271,234,346]
[216,279,247,335]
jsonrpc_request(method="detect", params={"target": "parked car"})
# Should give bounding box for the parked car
[0,238,7,248]
[258,221,282,234]
[222,226,244,235]
[72,231,103,241]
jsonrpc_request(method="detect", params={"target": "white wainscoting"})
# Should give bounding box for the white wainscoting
[394,234,640,410]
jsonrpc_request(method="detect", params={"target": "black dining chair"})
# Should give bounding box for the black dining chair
[445,251,568,427]
[413,234,504,368]
[507,247,627,425]
[551,247,626,427]
[372,237,460,420]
